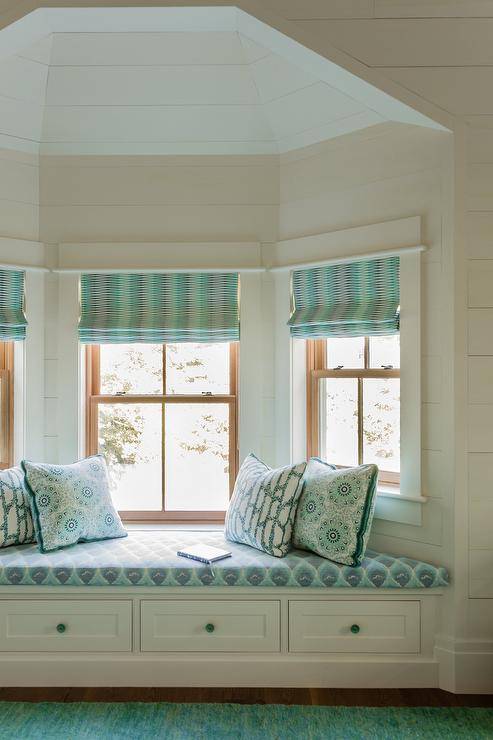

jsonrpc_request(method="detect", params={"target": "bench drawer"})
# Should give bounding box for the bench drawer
[0,600,132,652]
[289,600,420,654]
[141,600,280,652]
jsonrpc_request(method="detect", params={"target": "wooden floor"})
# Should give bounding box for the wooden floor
[0,688,491,706]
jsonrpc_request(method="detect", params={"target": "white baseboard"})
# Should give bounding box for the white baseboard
[0,654,439,688]
[436,637,493,694]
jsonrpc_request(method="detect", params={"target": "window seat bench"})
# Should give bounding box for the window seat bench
[0,530,449,589]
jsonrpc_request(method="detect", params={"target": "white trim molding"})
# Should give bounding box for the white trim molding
[436,636,493,694]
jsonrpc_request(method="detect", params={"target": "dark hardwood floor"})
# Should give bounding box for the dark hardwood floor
[0,687,491,706]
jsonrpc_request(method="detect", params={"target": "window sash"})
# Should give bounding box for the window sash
[85,343,238,523]
[306,338,400,486]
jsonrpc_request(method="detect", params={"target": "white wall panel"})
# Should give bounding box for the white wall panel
[375,0,493,17]
[468,309,493,355]
[466,213,493,258]
[468,405,493,452]
[266,0,374,19]
[295,19,493,67]
[469,452,493,501]
[0,95,42,142]
[50,32,245,66]
[468,357,493,403]
[0,54,48,104]
[249,53,316,102]
[46,66,258,106]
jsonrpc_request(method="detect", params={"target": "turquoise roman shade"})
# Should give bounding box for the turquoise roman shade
[0,269,27,341]
[79,272,240,344]
[288,256,400,338]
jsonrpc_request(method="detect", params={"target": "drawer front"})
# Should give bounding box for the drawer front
[141,600,280,652]
[289,600,420,654]
[0,600,132,652]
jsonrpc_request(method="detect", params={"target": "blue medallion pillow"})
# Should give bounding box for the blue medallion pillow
[22,455,127,553]
[293,458,378,566]
[225,453,307,558]
[0,466,35,548]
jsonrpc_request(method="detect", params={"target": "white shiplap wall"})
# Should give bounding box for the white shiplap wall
[279,122,453,566]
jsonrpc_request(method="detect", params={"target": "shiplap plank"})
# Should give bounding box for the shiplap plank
[467,124,493,164]
[468,357,493,403]
[468,260,493,307]
[468,308,493,355]
[467,164,493,210]
[46,66,258,106]
[470,501,493,548]
[266,0,374,19]
[469,452,493,500]
[50,32,245,66]
[0,54,47,105]
[249,53,317,103]
[469,550,493,598]
[375,0,493,17]
[0,154,38,204]
[384,67,493,115]
[468,404,493,452]
[41,105,274,144]
[422,402,443,452]
[466,213,493,259]
[423,355,442,404]
[39,204,278,243]
[0,200,38,241]
[17,34,52,65]
[295,18,493,67]
[422,450,445,498]
[40,161,279,206]
[264,82,363,141]
[0,95,42,142]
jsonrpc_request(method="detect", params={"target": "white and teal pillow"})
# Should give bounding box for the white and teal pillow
[22,455,127,553]
[293,458,378,566]
[225,453,306,558]
[0,466,35,548]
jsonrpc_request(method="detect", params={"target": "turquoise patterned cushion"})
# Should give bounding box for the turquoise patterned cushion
[293,459,378,566]
[22,455,127,553]
[225,453,306,558]
[0,466,35,548]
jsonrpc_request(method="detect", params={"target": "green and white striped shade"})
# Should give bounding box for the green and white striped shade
[79,272,240,344]
[289,256,400,338]
[0,269,27,341]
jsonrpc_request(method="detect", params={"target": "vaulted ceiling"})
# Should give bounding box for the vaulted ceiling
[0,7,443,156]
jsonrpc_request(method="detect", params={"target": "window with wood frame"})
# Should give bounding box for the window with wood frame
[85,342,238,522]
[0,342,14,470]
[306,335,400,487]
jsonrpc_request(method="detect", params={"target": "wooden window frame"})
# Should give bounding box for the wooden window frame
[0,342,14,470]
[306,337,400,487]
[85,343,239,524]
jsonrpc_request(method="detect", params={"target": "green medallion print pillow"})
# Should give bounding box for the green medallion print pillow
[225,453,307,558]
[293,458,378,566]
[0,466,35,548]
[22,455,127,553]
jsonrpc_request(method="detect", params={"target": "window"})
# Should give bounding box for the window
[85,342,238,522]
[307,335,400,487]
[0,342,14,470]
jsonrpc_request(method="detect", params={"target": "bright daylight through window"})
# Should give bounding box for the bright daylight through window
[86,342,238,522]
[308,335,400,487]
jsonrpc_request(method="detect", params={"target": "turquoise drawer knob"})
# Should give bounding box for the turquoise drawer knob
[205,623,215,634]
[56,623,66,634]
[350,624,360,634]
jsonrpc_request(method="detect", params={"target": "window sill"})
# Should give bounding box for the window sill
[377,487,427,504]
[125,523,223,532]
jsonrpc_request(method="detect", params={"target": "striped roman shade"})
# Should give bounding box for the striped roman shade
[79,272,240,344]
[0,269,27,341]
[288,256,400,338]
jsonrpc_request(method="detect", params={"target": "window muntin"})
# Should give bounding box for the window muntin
[86,342,238,522]
[308,336,400,486]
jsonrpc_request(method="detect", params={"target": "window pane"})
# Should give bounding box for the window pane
[165,403,230,511]
[98,403,162,511]
[165,343,230,394]
[319,377,358,467]
[327,337,364,368]
[369,334,400,369]
[99,344,163,395]
[363,378,400,473]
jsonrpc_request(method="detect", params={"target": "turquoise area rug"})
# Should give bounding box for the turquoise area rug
[0,702,491,739]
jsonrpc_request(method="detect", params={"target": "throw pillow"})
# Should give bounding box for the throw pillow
[22,454,127,553]
[225,453,306,558]
[293,458,378,566]
[0,466,35,548]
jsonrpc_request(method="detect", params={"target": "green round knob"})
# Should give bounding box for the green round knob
[205,623,215,634]
[56,623,66,634]
[350,624,360,634]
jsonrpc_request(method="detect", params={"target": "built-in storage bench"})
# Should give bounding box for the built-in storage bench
[0,532,449,688]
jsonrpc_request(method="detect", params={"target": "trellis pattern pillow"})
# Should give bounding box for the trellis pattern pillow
[293,458,378,566]
[22,455,127,553]
[0,466,35,548]
[225,453,306,558]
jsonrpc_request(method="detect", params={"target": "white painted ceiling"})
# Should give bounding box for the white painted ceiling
[0,7,443,155]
